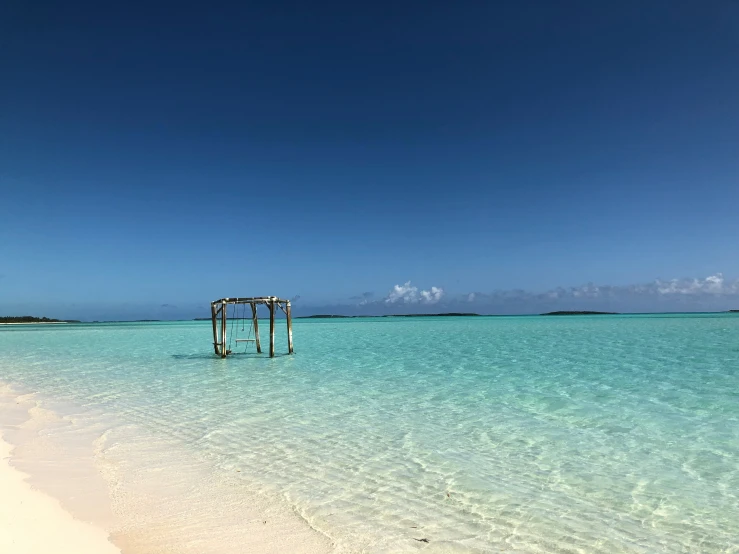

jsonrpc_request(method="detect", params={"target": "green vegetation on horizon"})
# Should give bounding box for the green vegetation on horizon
[0,316,81,323]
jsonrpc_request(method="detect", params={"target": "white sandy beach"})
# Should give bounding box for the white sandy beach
[0,435,121,554]
[0,383,335,554]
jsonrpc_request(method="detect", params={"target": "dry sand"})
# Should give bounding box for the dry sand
[0,383,337,554]
[0,434,121,554]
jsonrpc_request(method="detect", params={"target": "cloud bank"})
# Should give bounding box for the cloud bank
[470,273,739,303]
[456,273,739,314]
[653,274,737,295]
[338,274,739,315]
[8,275,734,321]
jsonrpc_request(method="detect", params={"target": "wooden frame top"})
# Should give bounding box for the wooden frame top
[211,297,291,305]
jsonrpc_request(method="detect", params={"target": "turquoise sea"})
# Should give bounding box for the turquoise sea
[1,314,738,552]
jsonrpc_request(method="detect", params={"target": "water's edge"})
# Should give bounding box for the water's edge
[0,380,338,554]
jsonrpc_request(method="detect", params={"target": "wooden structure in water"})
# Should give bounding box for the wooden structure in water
[210,297,293,358]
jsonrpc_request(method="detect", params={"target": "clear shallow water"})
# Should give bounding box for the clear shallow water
[1,315,738,552]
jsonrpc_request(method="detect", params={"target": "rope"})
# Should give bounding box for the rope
[243,304,254,353]
[228,303,236,351]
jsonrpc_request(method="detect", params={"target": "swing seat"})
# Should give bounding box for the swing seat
[235,339,256,343]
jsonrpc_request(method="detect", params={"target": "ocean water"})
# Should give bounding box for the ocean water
[1,314,738,552]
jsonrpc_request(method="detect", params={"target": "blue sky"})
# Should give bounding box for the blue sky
[1,1,738,319]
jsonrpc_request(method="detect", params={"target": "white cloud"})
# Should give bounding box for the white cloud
[385,281,445,305]
[420,286,444,304]
[467,292,476,302]
[385,281,417,303]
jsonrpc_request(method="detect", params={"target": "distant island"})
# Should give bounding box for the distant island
[0,316,81,324]
[385,313,479,318]
[541,311,618,316]
[297,313,480,319]
[729,310,739,313]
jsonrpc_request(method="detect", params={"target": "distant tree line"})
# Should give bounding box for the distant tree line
[0,316,81,323]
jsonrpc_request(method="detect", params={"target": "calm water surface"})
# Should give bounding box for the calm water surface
[1,315,738,552]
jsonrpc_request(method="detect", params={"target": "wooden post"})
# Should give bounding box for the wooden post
[211,303,220,355]
[286,301,294,354]
[269,298,275,358]
[221,301,227,358]
[251,302,262,353]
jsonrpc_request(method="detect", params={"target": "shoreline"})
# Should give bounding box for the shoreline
[0,381,337,554]
[0,430,120,554]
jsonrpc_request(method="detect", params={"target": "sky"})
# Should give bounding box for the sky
[1,1,739,320]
